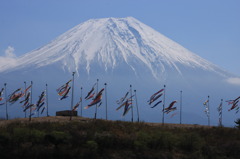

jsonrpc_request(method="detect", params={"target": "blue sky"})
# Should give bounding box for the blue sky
[0,0,240,75]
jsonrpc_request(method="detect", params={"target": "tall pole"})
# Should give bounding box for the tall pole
[38,101,40,117]
[70,72,75,121]
[94,79,99,119]
[180,90,182,124]
[4,83,8,120]
[104,83,108,120]
[46,83,49,117]
[162,85,166,125]
[130,85,133,122]
[208,95,210,126]
[24,81,26,118]
[37,90,40,118]
[219,99,223,127]
[29,81,33,121]
[134,90,139,122]
[80,87,83,117]
[221,99,223,127]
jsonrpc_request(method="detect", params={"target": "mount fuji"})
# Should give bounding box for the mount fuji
[0,17,239,126]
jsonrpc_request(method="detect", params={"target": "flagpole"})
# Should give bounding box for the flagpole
[134,90,139,122]
[70,72,75,121]
[37,91,40,117]
[38,102,40,117]
[130,85,133,122]
[80,87,83,117]
[219,99,223,127]
[162,85,166,125]
[46,83,49,117]
[104,83,108,120]
[24,81,27,118]
[208,95,210,126]
[29,81,33,122]
[180,90,182,124]
[94,79,99,119]
[4,83,8,120]
[221,98,223,127]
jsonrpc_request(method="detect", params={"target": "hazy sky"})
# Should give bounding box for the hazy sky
[0,0,239,75]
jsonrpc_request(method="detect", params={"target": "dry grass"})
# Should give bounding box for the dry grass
[0,116,211,129]
[146,122,211,128]
[0,116,89,127]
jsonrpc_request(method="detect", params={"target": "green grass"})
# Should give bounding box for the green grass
[0,118,239,159]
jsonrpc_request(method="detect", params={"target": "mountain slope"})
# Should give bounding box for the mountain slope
[0,17,230,80]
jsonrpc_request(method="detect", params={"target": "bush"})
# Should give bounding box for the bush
[86,140,98,151]
[94,131,117,149]
[12,127,30,143]
[44,131,71,146]
[84,140,99,158]
[178,132,203,152]
[31,129,46,143]
[149,131,177,150]
[134,131,151,150]
[0,133,10,146]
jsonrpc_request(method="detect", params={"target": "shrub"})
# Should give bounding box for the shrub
[44,131,71,146]
[134,131,151,150]
[0,133,10,146]
[94,131,117,149]
[12,127,31,143]
[31,129,46,143]
[148,131,177,150]
[86,140,98,151]
[178,132,203,152]
[85,140,99,158]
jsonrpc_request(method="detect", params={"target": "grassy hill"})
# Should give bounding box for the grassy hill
[0,116,239,159]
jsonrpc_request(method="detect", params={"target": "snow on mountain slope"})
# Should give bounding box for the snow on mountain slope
[0,17,230,80]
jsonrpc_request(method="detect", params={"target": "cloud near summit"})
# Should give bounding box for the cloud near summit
[226,77,240,85]
[0,46,17,68]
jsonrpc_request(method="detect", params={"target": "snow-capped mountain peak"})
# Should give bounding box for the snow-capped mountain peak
[0,17,229,79]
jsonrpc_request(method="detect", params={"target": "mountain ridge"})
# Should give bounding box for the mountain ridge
[0,17,231,80]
